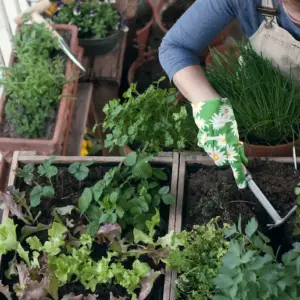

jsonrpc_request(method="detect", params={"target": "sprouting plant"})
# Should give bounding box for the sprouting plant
[212,217,300,299]
[0,19,66,139]
[206,42,300,145]
[52,1,120,39]
[68,161,94,181]
[103,79,198,153]
[166,218,229,300]
[38,156,58,184]
[78,152,175,235]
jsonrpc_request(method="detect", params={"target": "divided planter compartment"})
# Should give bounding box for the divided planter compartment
[171,153,300,300]
[0,151,180,300]
[0,24,80,156]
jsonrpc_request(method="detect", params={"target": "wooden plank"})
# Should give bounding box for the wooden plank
[18,0,30,12]
[92,30,127,85]
[67,83,93,156]
[3,0,19,35]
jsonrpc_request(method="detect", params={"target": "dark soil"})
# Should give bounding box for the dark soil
[0,29,71,140]
[134,57,170,93]
[183,160,300,254]
[162,0,195,30]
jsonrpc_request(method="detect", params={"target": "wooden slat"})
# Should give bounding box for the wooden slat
[18,0,30,11]
[2,0,19,35]
[67,83,93,156]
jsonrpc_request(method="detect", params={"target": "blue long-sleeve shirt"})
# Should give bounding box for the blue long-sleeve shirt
[159,0,300,80]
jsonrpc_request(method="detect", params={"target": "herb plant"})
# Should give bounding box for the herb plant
[166,219,229,300]
[0,20,66,138]
[213,217,300,299]
[206,42,300,145]
[52,0,120,39]
[103,79,198,153]
[79,152,175,234]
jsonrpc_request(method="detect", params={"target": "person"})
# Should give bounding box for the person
[159,0,300,189]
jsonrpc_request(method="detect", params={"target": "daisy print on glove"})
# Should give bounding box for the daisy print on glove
[191,98,248,189]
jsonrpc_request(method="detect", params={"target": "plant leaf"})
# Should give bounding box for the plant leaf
[55,205,76,216]
[96,223,121,245]
[78,188,93,213]
[158,186,170,195]
[138,270,161,300]
[245,218,258,238]
[30,186,43,207]
[0,281,12,300]
[161,194,174,205]
[152,169,167,181]
[42,186,55,198]
[124,152,137,167]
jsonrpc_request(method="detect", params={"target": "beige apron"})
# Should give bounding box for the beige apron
[250,0,300,80]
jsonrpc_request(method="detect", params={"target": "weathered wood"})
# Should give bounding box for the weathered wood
[92,30,127,85]
[67,83,94,156]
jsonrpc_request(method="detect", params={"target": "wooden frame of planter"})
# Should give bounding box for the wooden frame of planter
[0,24,80,157]
[171,152,300,300]
[1,151,180,299]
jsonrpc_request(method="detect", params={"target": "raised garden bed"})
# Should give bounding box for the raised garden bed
[0,151,179,300]
[171,153,300,299]
[0,24,80,156]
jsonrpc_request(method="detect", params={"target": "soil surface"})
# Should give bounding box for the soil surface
[134,57,170,93]
[183,160,300,254]
[162,0,195,30]
[1,163,171,299]
[0,30,70,140]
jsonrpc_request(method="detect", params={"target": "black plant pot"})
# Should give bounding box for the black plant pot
[79,30,121,56]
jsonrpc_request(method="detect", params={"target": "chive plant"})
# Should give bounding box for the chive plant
[206,42,300,145]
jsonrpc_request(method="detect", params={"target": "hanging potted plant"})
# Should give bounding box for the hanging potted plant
[52,0,125,56]
[0,18,80,156]
[206,42,300,157]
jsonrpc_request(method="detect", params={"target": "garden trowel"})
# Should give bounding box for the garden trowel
[30,12,85,72]
[243,166,297,229]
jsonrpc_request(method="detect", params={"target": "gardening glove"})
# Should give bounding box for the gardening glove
[191,98,248,189]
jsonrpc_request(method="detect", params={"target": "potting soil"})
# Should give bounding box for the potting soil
[183,160,300,254]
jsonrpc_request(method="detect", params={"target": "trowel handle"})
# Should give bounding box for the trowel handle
[30,12,62,40]
[15,0,52,24]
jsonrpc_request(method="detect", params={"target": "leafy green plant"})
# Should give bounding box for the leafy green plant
[206,42,300,145]
[2,212,178,300]
[52,0,120,39]
[103,79,198,153]
[1,20,66,138]
[166,218,229,300]
[68,161,94,181]
[213,217,300,299]
[79,152,175,234]
[1,17,66,139]
[0,218,18,255]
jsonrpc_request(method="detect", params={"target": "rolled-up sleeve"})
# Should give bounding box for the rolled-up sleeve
[159,0,236,80]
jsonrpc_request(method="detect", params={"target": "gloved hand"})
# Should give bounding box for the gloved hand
[191,98,248,189]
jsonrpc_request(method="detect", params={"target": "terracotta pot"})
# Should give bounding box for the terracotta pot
[0,24,79,156]
[244,140,300,157]
[136,0,154,57]
[154,0,234,55]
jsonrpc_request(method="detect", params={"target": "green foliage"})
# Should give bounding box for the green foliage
[103,80,198,153]
[206,42,300,145]
[0,218,18,255]
[16,163,35,185]
[68,161,93,181]
[166,218,229,300]
[0,20,65,138]
[213,217,300,299]
[37,156,58,179]
[79,152,175,233]
[52,1,120,39]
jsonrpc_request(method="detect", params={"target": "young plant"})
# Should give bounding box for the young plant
[166,218,229,300]
[68,161,93,181]
[206,42,300,145]
[213,217,300,299]
[52,1,120,39]
[103,79,198,153]
[0,19,66,139]
[78,152,175,235]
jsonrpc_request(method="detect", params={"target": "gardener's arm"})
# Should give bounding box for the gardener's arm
[159,0,236,104]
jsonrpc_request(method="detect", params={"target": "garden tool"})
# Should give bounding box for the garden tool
[30,12,85,72]
[243,165,297,229]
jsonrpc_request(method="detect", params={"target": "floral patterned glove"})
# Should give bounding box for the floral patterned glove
[192,98,248,189]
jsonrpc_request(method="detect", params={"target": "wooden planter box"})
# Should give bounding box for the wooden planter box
[1,151,180,299]
[0,24,80,156]
[170,152,300,300]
